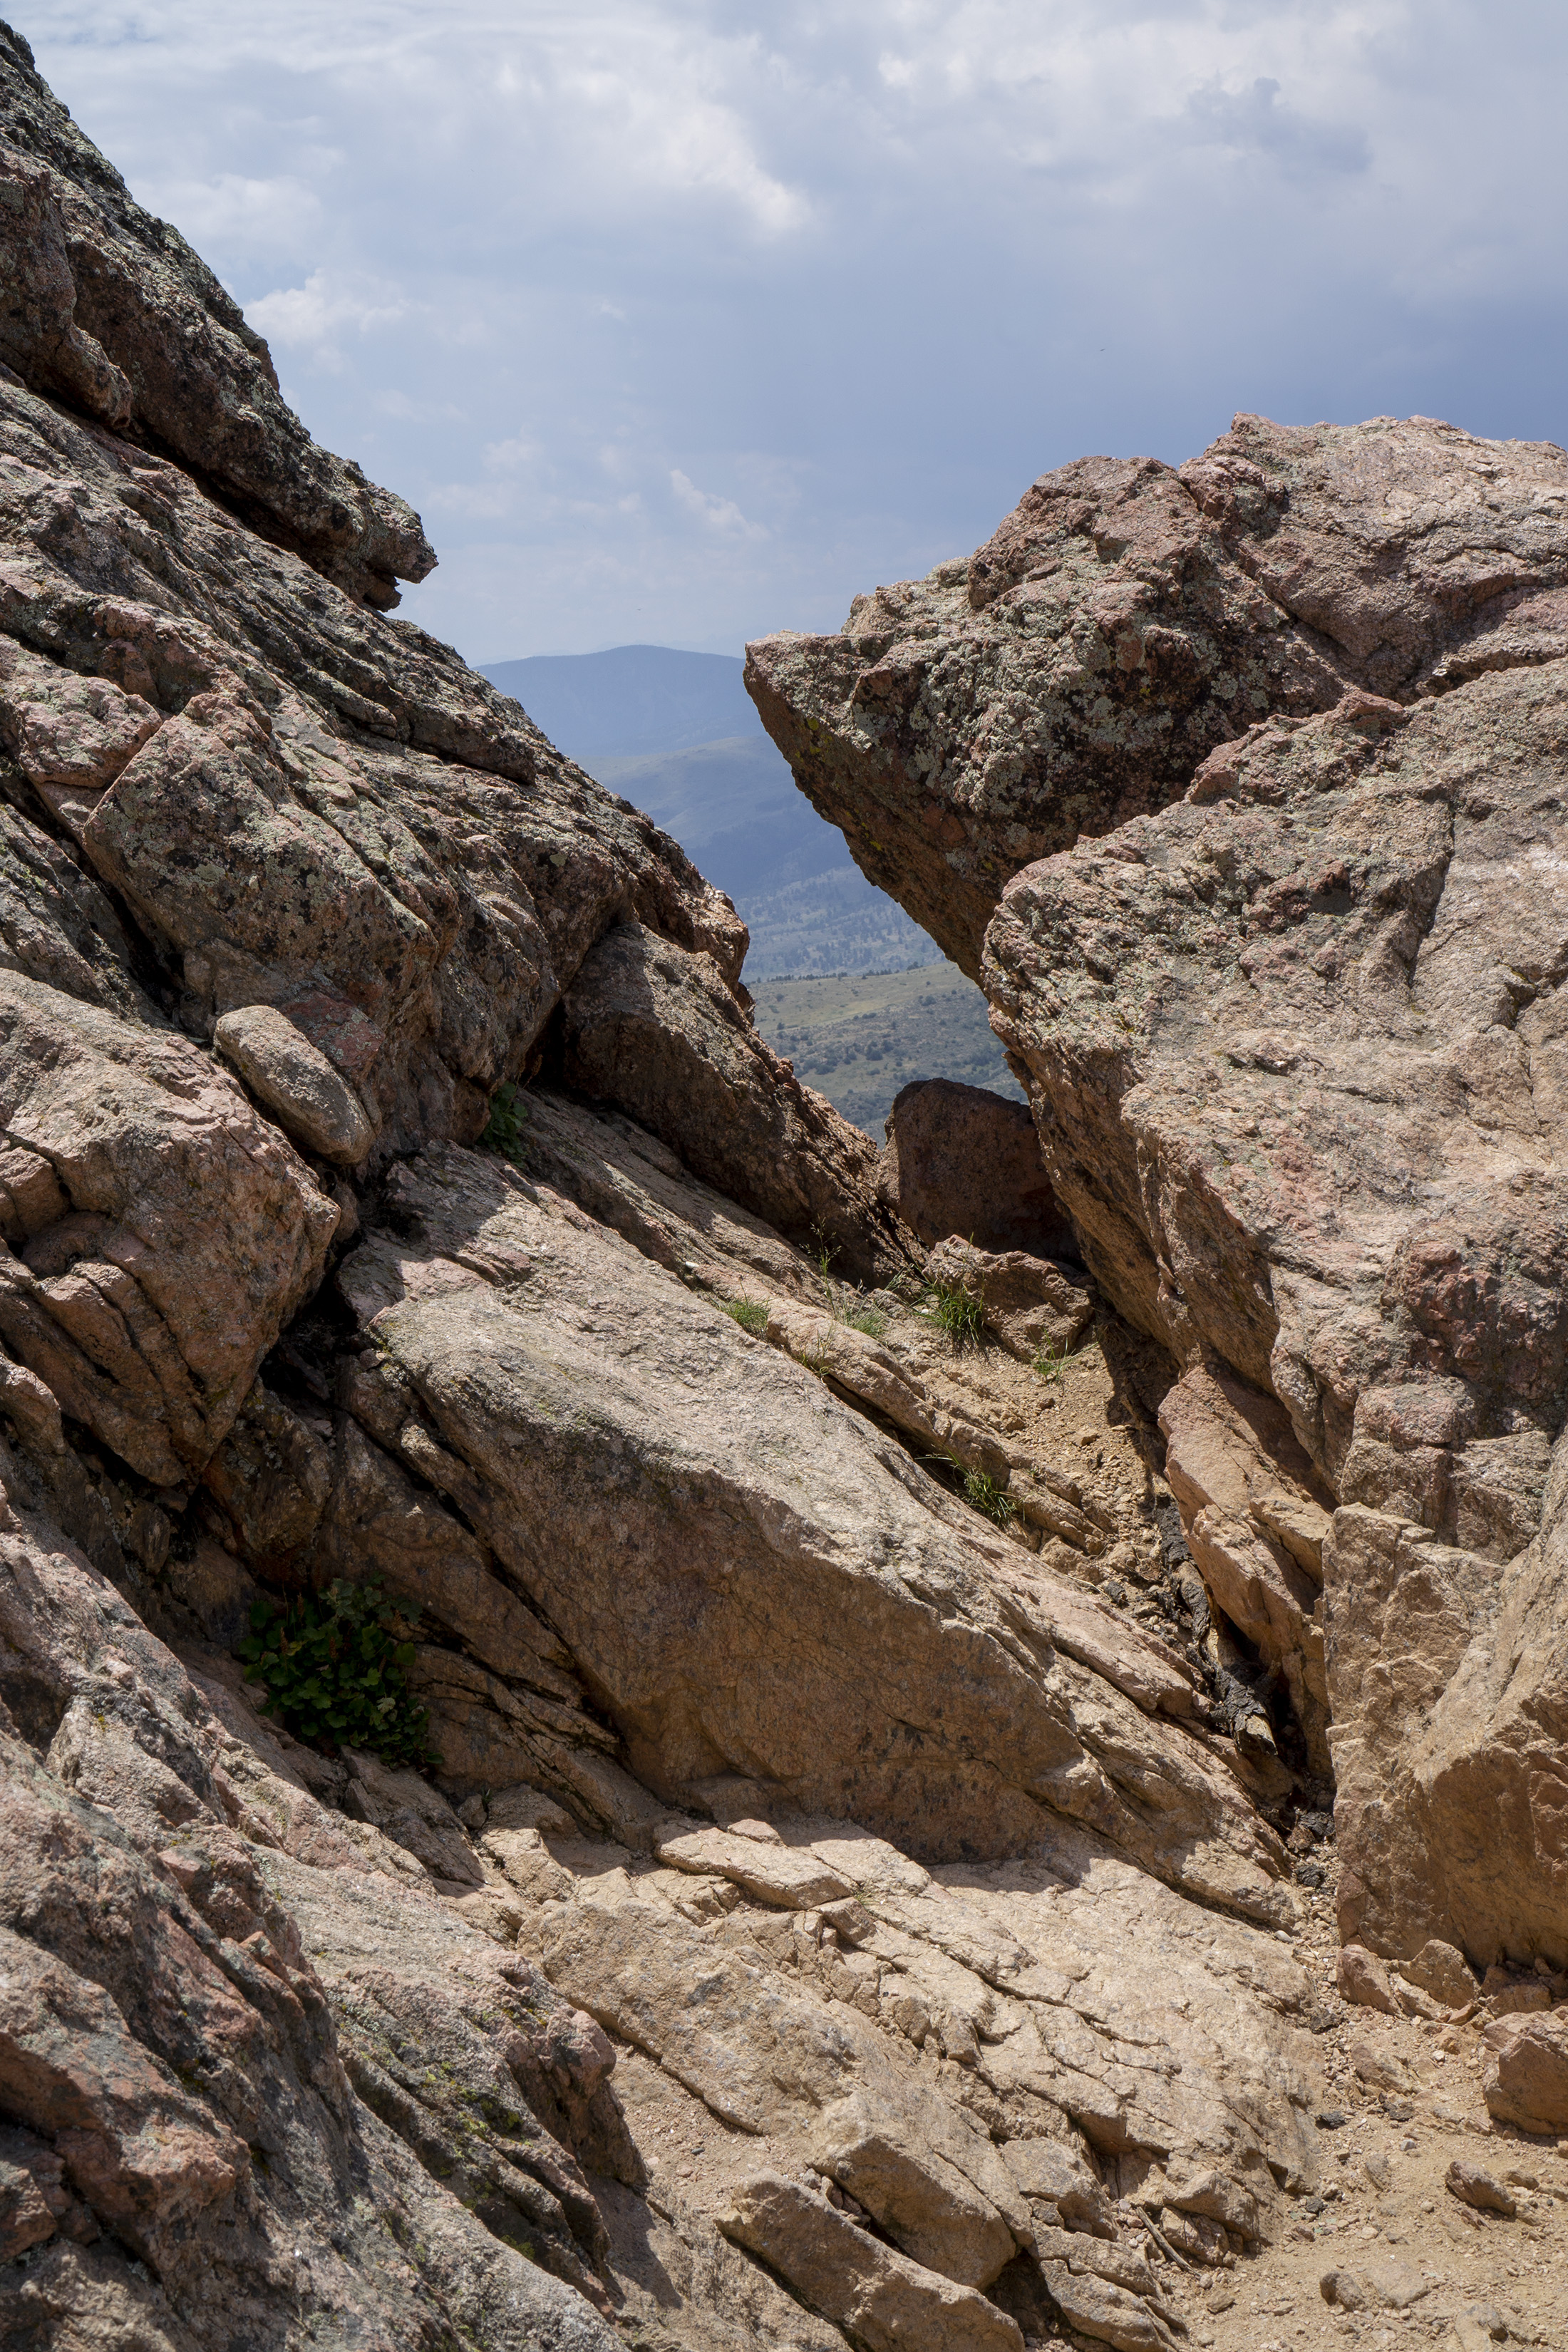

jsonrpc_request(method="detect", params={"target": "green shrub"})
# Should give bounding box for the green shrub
[481,1081,529,1163]
[961,1468,1016,1526]
[720,1296,769,1335]
[237,1579,434,1768]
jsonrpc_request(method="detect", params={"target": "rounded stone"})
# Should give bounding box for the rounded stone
[215,1004,376,1166]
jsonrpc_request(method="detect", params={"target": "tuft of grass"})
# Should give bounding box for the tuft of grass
[480,1081,530,1165]
[825,1280,887,1341]
[237,1577,434,1768]
[809,1224,841,1279]
[1032,1339,1074,1383]
[925,1278,985,1347]
[720,1296,769,1336]
[961,1468,1016,1526]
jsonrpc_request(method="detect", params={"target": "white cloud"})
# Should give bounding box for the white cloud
[671,470,768,540]
[248,269,411,363]
[18,0,1568,660]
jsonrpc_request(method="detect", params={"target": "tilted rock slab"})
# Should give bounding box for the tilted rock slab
[333,1140,1295,1919]
[746,416,1568,976]
[561,918,921,1285]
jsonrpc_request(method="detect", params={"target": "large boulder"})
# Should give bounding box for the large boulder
[746,416,1568,976]
[879,1077,1074,1257]
[983,668,1568,1964]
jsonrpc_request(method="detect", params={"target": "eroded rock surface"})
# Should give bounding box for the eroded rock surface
[753,414,1568,1991]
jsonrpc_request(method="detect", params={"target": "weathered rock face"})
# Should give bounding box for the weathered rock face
[982,669,1568,1965]
[880,1078,1073,1258]
[746,416,1568,976]
[329,1139,1291,1920]
[0,23,431,610]
[753,414,1568,1981]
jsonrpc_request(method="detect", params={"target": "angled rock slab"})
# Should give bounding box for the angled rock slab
[561,918,921,1285]
[718,2170,1024,2352]
[335,1139,1295,1917]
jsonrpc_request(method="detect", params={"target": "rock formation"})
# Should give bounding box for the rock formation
[752,416,1568,2013]
[2,18,1567,2351]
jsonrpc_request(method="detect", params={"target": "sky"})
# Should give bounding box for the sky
[17,3,1568,664]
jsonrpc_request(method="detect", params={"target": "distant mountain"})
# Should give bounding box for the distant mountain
[478,645,939,979]
[480,645,763,761]
[590,737,850,904]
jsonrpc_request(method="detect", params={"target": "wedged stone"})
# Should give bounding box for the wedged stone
[655,1825,853,1909]
[1445,2160,1517,2217]
[215,1004,378,1165]
[1336,1944,1398,2014]
[1479,2010,1568,2133]
[880,1078,1073,1257]
[1397,1939,1477,2010]
[815,2084,1028,2286]
[717,2170,1024,2352]
[1035,2249,1179,2352]
[561,918,920,1285]
[1159,1364,1334,1773]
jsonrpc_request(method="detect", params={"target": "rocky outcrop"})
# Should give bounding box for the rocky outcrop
[753,420,1568,1986]
[0,22,431,610]
[746,416,1568,976]
[8,22,1568,2346]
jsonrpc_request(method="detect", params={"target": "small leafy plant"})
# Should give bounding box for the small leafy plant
[1031,1339,1073,1384]
[961,1468,1016,1526]
[481,1081,529,1164]
[720,1296,770,1335]
[237,1579,433,1768]
[925,1277,985,1347]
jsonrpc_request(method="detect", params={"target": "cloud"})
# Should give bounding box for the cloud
[1183,74,1370,177]
[19,0,1568,664]
[670,470,768,540]
[248,269,411,364]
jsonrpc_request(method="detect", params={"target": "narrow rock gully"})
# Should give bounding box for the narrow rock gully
[0,22,1564,2352]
